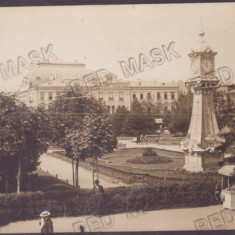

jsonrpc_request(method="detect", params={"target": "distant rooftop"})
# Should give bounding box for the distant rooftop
[129,81,178,87]
[19,62,94,90]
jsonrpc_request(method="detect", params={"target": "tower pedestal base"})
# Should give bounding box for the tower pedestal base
[183,153,204,172]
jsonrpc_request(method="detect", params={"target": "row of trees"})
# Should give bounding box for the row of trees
[111,92,193,137]
[214,92,235,157]
[112,98,159,136]
[162,92,193,135]
[0,88,117,193]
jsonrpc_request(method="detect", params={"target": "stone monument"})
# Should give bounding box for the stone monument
[180,30,225,172]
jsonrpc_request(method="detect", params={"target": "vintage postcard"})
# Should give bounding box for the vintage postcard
[0,2,235,233]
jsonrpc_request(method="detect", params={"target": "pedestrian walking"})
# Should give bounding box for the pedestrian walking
[94,179,105,216]
[80,225,85,232]
[137,133,141,145]
[143,134,147,144]
[39,211,53,233]
[140,134,144,145]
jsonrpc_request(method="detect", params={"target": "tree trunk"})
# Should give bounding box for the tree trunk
[5,175,9,193]
[77,158,79,188]
[17,156,22,194]
[92,156,95,187]
[75,162,77,188]
[75,158,79,188]
[96,157,99,181]
[72,158,75,187]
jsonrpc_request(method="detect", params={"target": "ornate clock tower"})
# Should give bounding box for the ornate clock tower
[181,30,225,172]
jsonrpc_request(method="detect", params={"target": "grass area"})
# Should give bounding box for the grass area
[127,155,173,164]
[0,169,72,193]
[22,169,73,192]
[48,148,185,181]
[102,148,184,171]
[46,149,221,187]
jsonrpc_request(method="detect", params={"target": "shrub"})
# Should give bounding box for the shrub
[143,148,157,157]
[0,178,218,226]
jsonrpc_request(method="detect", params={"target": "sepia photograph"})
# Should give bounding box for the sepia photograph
[0,1,235,233]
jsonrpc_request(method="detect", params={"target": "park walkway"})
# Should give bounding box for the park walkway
[118,139,183,152]
[1,204,234,233]
[39,153,126,188]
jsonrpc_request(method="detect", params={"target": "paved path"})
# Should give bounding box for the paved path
[39,153,125,188]
[1,205,234,233]
[119,139,183,152]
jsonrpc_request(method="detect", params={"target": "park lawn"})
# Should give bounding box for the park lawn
[46,148,220,184]
[101,148,184,171]
[48,148,185,179]
[23,169,73,192]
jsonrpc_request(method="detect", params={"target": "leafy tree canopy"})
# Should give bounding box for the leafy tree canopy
[0,93,51,192]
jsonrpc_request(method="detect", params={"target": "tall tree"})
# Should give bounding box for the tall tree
[111,105,129,136]
[121,98,156,136]
[49,88,117,187]
[163,91,193,135]
[214,91,234,129]
[66,114,117,186]
[0,93,51,193]
[215,92,235,158]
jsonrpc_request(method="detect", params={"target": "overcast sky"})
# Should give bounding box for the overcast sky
[0,2,235,91]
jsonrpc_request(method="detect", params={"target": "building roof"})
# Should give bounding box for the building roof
[229,89,235,94]
[129,81,178,88]
[20,62,94,87]
[218,165,235,177]
[36,79,68,87]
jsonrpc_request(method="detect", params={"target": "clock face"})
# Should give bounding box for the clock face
[191,60,199,74]
[201,60,213,74]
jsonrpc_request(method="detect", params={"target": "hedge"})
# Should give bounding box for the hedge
[0,178,218,226]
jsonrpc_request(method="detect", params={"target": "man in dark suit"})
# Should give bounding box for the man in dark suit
[39,211,53,233]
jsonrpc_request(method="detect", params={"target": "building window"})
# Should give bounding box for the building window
[28,94,34,103]
[140,94,143,100]
[157,105,162,113]
[48,92,53,100]
[112,105,115,114]
[171,105,175,112]
[40,92,44,101]
[109,92,113,100]
[164,106,168,113]
[171,92,175,100]
[164,92,168,100]
[98,92,103,100]
[119,92,124,101]
[133,94,136,99]
[157,92,161,100]
[147,93,151,99]
[39,103,46,109]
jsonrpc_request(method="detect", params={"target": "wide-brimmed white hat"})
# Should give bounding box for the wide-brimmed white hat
[40,211,50,217]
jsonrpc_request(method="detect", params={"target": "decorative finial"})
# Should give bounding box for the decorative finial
[199,17,205,39]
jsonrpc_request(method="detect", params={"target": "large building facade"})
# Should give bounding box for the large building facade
[16,63,187,113]
[90,80,186,114]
